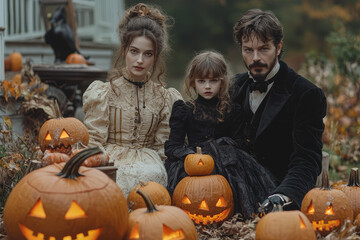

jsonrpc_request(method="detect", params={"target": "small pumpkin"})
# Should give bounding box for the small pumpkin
[127,181,171,211]
[184,147,214,176]
[127,189,197,240]
[4,147,129,240]
[301,168,353,236]
[256,205,316,240]
[335,168,360,218]
[173,148,234,225]
[71,146,109,167]
[38,117,89,154]
[41,149,70,166]
[8,52,23,71]
[66,53,86,64]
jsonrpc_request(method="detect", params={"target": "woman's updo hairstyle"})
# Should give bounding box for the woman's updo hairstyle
[109,3,170,84]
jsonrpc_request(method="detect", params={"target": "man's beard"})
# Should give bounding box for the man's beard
[245,55,277,82]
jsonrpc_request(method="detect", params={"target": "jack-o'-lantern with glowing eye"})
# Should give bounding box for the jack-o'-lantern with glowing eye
[255,206,316,240]
[301,168,353,236]
[127,189,197,240]
[172,147,234,225]
[38,117,89,155]
[4,147,129,240]
[184,147,214,176]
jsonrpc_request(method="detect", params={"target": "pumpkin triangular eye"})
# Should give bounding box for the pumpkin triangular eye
[29,198,46,219]
[299,215,306,229]
[45,132,52,141]
[65,201,87,219]
[182,195,191,204]
[307,201,315,214]
[198,159,204,166]
[325,203,334,215]
[199,199,209,211]
[162,224,184,240]
[129,222,139,239]
[60,129,70,139]
[215,196,227,207]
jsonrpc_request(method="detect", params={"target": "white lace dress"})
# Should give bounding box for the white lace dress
[82,77,182,196]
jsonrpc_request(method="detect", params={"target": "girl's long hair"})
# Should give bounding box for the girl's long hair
[183,50,231,122]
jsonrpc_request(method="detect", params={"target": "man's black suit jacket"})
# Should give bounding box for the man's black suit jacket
[231,61,327,208]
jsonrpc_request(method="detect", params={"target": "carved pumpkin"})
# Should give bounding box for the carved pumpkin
[66,53,86,64]
[71,147,109,167]
[301,168,353,236]
[256,206,316,240]
[184,147,214,176]
[173,147,233,225]
[335,168,360,218]
[127,189,197,240]
[8,52,23,71]
[127,181,171,211]
[4,147,129,240]
[38,117,89,155]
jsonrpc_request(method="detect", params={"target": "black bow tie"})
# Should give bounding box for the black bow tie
[249,78,275,93]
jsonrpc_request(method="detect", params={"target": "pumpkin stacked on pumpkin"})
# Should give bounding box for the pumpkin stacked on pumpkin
[38,102,109,167]
[172,147,234,225]
[4,147,129,240]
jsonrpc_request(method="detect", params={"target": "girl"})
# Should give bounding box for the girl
[82,3,182,197]
[165,50,276,219]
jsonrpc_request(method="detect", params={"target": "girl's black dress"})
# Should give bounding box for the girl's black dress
[165,96,277,219]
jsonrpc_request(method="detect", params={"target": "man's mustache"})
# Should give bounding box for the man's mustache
[249,62,267,68]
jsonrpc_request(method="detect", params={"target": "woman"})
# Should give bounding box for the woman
[82,3,182,196]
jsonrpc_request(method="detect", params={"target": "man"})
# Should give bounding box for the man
[230,9,327,214]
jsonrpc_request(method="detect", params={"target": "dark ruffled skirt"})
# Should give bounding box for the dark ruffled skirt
[165,137,277,219]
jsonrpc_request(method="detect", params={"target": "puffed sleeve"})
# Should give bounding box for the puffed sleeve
[82,80,110,152]
[153,88,183,161]
[164,100,195,161]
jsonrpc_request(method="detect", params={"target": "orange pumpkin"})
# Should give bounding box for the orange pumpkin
[41,149,70,166]
[8,52,23,71]
[301,168,353,236]
[256,207,316,240]
[38,117,89,154]
[4,147,129,240]
[66,53,86,64]
[335,168,360,218]
[127,189,197,240]
[173,147,234,225]
[71,147,109,167]
[4,57,11,71]
[127,181,171,211]
[184,147,214,176]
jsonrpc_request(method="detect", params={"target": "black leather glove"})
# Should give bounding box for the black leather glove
[258,194,287,215]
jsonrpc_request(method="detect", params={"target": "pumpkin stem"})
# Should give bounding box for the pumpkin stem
[320,168,331,190]
[57,147,102,179]
[348,168,360,187]
[196,146,202,154]
[139,180,147,187]
[136,188,158,213]
[53,99,62,118]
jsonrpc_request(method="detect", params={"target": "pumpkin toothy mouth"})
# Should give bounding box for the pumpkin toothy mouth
[183,208,231,225]
[311,220,340,231]
[19,223,102,240]
[47,144,72,154]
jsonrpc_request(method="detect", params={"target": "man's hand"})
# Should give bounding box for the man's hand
[258,194,287,215]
